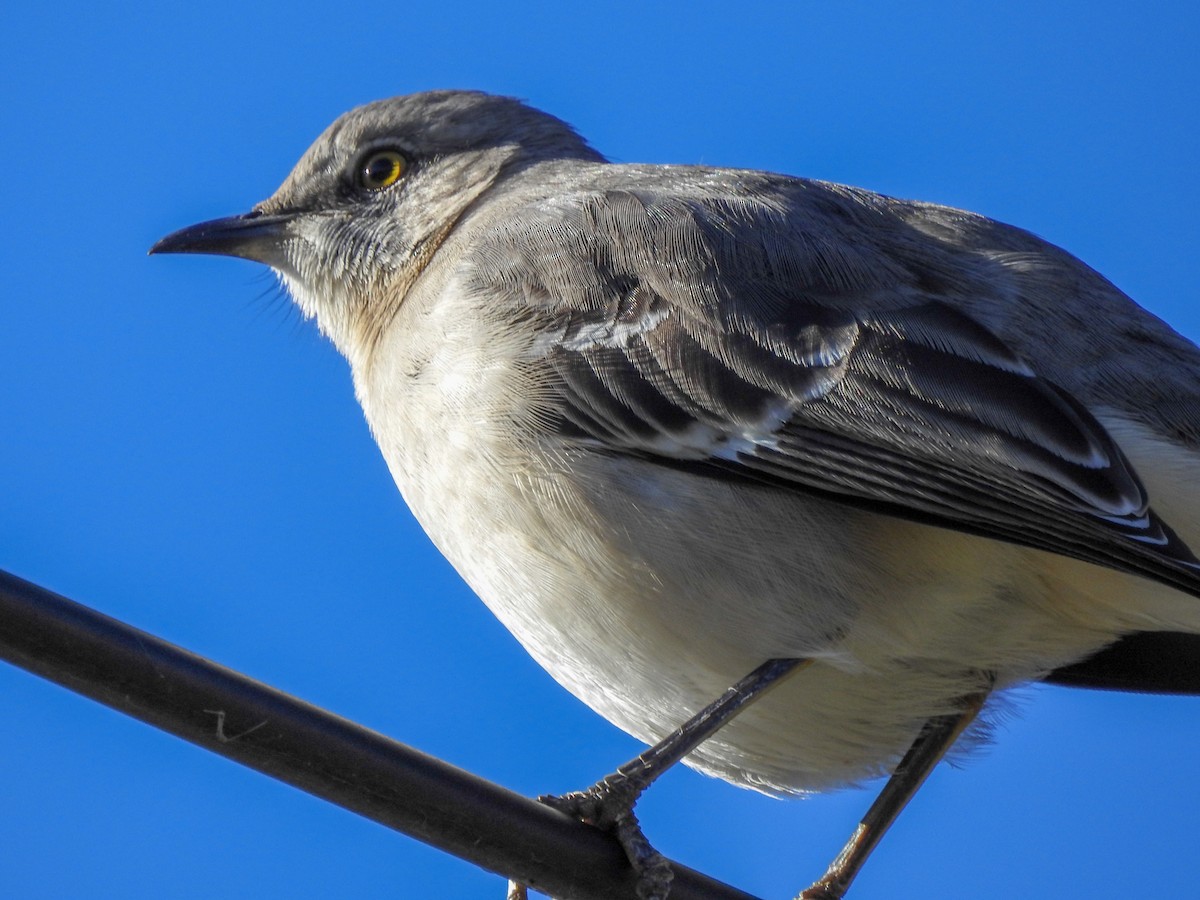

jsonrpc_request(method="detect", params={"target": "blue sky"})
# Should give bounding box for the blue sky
[3,3,1199,898]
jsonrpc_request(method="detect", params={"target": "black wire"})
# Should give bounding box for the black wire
[0,568,760,900]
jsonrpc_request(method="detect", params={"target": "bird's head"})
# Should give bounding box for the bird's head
[151,90,601,358]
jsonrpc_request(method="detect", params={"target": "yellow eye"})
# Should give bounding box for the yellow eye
[358,149,406,190]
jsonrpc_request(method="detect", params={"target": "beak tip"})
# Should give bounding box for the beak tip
[147,212,289,263]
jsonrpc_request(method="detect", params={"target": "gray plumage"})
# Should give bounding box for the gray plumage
[153,90,1200,796]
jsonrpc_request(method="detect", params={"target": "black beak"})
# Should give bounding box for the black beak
[149,211,294,264]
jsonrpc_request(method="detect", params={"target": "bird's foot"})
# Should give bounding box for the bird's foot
[540,774,674,900]
[796,879,844,900]
[535,661,808,900]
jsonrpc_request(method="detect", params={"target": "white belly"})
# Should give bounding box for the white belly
[355,291,1200,795]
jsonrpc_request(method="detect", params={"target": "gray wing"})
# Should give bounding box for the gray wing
[475,179,1200,597]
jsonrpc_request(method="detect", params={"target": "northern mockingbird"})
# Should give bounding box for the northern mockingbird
[152,90,1200,899]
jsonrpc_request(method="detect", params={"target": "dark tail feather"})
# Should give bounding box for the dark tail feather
[1044,632,1200,695]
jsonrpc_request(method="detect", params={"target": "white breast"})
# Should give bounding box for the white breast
[350,277,1200,795]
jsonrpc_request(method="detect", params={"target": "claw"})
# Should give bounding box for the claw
[797,881,842,900]
[540,770,639,827]
[535,661,810,900]
[613,811,673,900]
[540,775,674,900]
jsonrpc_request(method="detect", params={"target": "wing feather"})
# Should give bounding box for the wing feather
[472,181,1200,597]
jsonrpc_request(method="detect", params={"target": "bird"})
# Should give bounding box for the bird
[152,89,1200,898]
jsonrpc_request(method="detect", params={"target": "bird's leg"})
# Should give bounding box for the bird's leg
[799,690,988,900]
[541,657,812,900]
